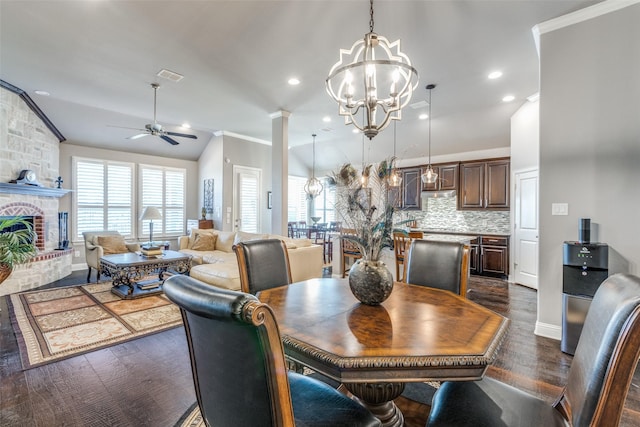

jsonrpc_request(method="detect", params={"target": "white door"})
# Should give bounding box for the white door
[233,166,261,233]
[514,169,539,289]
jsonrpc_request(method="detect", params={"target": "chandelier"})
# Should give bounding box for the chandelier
[304,134,323,198]
[421,84,438,185]
[326,0,419,140]
[388,121,402,187]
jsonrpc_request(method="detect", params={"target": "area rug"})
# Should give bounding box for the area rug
[7,282,182,369]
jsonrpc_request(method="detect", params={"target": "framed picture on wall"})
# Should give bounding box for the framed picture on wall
[267,191,272,209]
[204,179,214,213]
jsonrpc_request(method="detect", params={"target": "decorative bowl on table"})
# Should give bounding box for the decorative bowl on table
[311,216,321,225]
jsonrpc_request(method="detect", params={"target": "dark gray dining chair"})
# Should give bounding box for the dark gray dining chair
[163,275,381,427]
[234,239,292,295]
[404,239,470,297]
[426,273,640,427]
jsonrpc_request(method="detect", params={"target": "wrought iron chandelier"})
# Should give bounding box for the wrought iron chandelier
[326,0,419,140]
[421,84,438,185]
[388,121,402,187]
[304,134,323,198]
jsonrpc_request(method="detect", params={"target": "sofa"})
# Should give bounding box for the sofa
[178,229,324,291]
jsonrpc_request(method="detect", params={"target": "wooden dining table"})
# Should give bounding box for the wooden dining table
[258,277,510,427]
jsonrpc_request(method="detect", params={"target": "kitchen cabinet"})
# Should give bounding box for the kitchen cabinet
[469,236,480,275]
[422,163,459,191]
[400,168,421,210]
[479,236,509,278]
[459,159,510,210]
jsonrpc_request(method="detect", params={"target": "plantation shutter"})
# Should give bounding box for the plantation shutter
[140,165,186,238]
[239,172,259,233]
[288,176,308,222]
[74,158,133,240]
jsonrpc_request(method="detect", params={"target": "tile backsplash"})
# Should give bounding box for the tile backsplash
[394,196,511,235]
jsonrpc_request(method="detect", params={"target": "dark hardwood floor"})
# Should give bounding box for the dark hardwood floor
[1,271,639,426]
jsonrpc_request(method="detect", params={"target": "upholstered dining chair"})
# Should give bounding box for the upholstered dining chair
[393,231,424,282]
[163,275,381,427]
[234,239,292,295]
[404,239,469,297]
[427,273,640,427]
[340,228,362,278]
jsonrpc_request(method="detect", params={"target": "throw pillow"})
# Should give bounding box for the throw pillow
[97,235,128,255]
[215,231,236,253]
[189,229,217,249]
[191,233,217,251]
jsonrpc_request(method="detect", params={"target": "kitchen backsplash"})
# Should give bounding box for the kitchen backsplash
[393,196,511,235]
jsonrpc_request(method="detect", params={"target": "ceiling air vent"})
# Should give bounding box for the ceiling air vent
[156,69,184,82]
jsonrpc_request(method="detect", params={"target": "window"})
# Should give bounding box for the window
[73,157,134,240]
[140,165,186,238]
[313,179,336,223]
[288,176,308,222]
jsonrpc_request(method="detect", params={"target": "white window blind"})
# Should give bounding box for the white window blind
[239,172,259,233]
[74,158,133,240]
[140,165,186,238]
[288,176,308,222]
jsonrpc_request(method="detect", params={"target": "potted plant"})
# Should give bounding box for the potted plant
[332,158,404,305]
[0,217,37,285]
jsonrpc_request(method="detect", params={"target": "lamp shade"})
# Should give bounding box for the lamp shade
[139,206,162,221]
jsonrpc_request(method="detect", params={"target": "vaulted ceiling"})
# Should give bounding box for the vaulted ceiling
[1,0,600,172]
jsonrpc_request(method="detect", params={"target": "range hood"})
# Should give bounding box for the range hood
[421,190,457,199]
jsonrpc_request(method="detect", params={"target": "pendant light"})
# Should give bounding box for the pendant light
[388,121,402,187]
[421,84,438,185]
[360,132,370,187]
[304,134,323,198]
[326,0,418,139]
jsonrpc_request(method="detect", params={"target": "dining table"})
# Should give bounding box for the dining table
[258,277,510,427]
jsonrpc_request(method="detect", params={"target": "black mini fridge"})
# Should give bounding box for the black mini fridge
[561,241,608,355]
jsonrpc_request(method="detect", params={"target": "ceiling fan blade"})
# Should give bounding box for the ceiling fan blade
[160,135,180,145]
[128,133,149,140]
[166,131,198,139]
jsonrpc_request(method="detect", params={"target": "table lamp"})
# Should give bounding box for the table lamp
[139,206,162,245]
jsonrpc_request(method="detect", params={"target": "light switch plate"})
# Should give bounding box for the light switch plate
[552,203,569,216]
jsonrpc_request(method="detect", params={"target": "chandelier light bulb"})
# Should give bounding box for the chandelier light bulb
[304,134,323,199]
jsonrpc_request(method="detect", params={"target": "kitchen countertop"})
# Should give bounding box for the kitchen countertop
[423,234,477,243]
[410,228,510,238]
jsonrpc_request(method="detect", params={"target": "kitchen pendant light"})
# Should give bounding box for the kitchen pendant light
[304,134,323,198]
[326,0,418,140]
[388,121,402,187]
[360,132,370,187]
[421,84,438,185]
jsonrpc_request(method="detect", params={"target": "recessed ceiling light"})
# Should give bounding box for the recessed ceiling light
[488,71,503,79]
[352,128,360,134]
[181,123,191,129]
[419,113,429,120]
[322,116,331,123]
[288,77,300,85]
[34,90,50,96]
[502,95,515,102]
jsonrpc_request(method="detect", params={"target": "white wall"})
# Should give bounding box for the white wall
[536,3,640,338]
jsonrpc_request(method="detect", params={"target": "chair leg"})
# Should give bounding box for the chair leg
[87,267,92,283]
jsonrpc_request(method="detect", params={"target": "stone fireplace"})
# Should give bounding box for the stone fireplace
[1,84,72,296]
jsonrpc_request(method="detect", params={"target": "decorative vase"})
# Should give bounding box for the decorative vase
[348,259,394,305]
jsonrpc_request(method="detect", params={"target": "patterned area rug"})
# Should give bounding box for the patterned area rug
[7,282,182,369]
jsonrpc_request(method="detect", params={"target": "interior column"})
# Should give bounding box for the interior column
[270,110,290,236]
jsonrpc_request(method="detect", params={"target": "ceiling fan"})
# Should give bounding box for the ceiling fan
[113,83,197,146]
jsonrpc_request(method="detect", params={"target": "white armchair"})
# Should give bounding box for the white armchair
[82,231,140,282]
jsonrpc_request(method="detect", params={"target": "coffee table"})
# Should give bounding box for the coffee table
[100,250,191,299]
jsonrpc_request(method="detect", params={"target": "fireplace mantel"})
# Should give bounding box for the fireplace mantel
[0,183,71,198]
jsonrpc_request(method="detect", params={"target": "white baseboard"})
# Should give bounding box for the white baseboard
[534,321,561,340]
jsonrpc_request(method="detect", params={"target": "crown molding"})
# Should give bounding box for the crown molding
[532,0,640,56]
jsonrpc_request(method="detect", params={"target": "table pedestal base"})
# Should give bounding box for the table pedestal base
[345,382,405,427]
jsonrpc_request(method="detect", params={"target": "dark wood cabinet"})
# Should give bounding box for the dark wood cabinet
[469,237,480,275]
[400,168,421,210]
[198,219,214,229]
[459,159,509,210]
[479,236,509,278]
[422,163,459,192]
